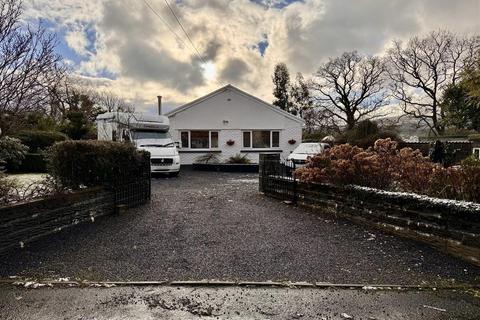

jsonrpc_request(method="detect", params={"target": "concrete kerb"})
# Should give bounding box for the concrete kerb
[0,279,479,291]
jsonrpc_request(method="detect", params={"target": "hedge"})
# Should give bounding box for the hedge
[13,130,69,152]
[47,140,150,190]
[7,153,47,173]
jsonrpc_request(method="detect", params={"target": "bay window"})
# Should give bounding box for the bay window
[243,130,280,148]
[180,131,219,149]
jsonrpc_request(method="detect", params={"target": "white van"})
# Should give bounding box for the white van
[96,112,181,175]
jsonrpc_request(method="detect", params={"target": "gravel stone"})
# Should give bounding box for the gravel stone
[0,170,479,285]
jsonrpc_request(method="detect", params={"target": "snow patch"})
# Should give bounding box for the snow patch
[350,185,480,212]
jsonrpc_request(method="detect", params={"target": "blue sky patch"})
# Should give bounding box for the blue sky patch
[84,25,97,55]
[258,37,269,57]
[250,0,302,9]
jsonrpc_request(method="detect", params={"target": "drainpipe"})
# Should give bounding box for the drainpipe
[157,96,162,115]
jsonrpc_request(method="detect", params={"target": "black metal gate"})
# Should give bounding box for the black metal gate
[113,155,151,208]
[259,154,297,204]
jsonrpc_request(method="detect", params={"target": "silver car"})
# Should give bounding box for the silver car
[287,142,330,167]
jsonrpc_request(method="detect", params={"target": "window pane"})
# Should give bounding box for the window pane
[243,132,251,148]
[211,131,218,148]
[181,132,189,148]
[252,131,270,148]
[272,131,279,148]
[190,131,209,149]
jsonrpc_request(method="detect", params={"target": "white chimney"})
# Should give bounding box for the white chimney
[157,96,162,115]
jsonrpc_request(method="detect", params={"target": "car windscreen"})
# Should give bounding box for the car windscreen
[132,130,170,140]
[293,144,323,154]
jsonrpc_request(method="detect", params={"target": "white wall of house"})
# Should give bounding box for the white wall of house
[167,85,304,165]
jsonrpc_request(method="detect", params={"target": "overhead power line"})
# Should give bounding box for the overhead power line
[162,0,206,64]
[142,0,189,52]
[142,0,206,64]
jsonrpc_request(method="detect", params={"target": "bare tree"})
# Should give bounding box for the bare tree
[96,91,135,113]
[49,76,134,125]
[310,51,388,131]
[387,30,479,136]
[302,107,341,134]
[0,0,63,136]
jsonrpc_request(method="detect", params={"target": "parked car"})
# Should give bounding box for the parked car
[287,142,330,166]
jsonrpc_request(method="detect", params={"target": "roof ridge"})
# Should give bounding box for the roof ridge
[165,85,304,124]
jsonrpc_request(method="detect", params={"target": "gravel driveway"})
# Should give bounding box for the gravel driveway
[1,170,479,285]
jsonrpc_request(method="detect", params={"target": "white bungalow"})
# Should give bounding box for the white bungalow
[165,84,304,165]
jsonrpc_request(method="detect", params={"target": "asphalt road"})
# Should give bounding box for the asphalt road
[0,170,479,286]
[1,284,479,320]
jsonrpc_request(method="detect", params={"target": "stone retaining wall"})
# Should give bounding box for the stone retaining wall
[260,175,480,266]
[0,188,114,253]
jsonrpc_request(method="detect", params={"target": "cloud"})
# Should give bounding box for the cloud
[21,0,480,114]
[219,58,251,83]
[202,39,222,61]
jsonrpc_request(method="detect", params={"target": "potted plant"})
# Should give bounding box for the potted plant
[226,139,235,146]
[288,139,296,145]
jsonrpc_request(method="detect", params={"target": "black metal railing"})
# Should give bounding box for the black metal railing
[112,155,151,208]
[259,154,297,204]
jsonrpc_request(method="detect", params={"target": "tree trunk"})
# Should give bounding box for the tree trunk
[346,113,356,130]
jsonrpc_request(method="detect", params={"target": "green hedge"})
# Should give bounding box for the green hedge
[13,130,69,152]
[7,153,47,173]
[47,140,150,190]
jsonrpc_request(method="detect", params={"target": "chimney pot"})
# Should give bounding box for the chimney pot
[157,96,162,115]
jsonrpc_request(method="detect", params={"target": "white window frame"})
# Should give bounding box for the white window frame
[180,130,219,150]
[242,130,280,149]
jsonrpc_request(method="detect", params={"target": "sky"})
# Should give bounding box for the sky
[22,0,480,114]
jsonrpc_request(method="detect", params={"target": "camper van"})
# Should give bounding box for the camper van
[96,112,181,175]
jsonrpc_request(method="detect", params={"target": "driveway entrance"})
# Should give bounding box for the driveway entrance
[1,171,479,285]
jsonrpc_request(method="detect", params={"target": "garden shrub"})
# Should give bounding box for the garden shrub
[194,153,220,164]
[0,173,16,206]
[393,147,440,193]
[48,140,149,190]
[295,141,394,189]
[227,153,252,164]
[13,130,69,152]
[296,138,480,203]
[14,153,48,173]
[0,137,28,170]
[450,157,480,202]
[60,111,91,140]
[303,131,331,142]
[335,120,402,149]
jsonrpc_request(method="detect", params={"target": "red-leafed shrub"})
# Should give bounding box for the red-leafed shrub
[296,138,480,203]
[393,147,440,193]
[295,140,394,189]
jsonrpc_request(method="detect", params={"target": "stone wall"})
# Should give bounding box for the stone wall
[0,188,114,253]
[260,175,480,266]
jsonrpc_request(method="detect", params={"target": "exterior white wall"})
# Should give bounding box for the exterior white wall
[168,87,303,165]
